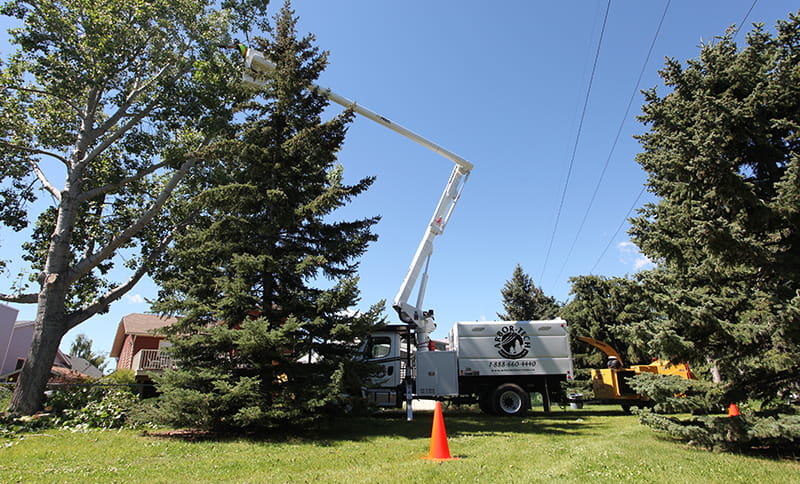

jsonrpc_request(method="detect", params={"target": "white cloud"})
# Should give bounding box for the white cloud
[634,255,653,270]
[617,241,654,272]
[126,293,145,304]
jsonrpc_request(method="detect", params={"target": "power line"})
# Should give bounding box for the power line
[554,0,671,284]
[589,0,759,276]
[539,0,612,285]
[589,185,647,274]
[732,0,758,42]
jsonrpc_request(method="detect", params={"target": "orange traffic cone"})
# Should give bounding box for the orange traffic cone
[423,401,457,461]
[728,403,740,417]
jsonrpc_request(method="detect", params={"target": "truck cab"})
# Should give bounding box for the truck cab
[361,326,407,408]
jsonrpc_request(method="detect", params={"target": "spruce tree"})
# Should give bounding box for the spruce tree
[628,12,800,451]
[497,264,560,320]
[561,275,651,374]
[150,3,382,432]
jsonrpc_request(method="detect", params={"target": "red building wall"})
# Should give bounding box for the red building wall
[117,334,164,370]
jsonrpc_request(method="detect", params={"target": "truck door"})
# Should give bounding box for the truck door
[363,333,403,406]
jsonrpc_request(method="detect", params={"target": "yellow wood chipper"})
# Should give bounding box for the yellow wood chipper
[575,336,693,413]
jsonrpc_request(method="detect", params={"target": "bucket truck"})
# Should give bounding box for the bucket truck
[240,46,574,417]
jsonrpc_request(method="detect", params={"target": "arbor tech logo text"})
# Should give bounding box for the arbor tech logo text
[494,325,531,359]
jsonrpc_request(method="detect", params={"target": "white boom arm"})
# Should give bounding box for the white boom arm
[242,47,473,349]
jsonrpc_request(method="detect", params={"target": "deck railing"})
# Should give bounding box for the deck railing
[131,349,175,374]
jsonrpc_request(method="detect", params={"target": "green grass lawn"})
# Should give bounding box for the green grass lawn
[1,405,798,483]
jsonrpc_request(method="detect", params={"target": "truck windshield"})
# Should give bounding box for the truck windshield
[367,336,392,359]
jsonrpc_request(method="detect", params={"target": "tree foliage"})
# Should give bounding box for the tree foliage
[628,12,800,450]
[0,0,269,415]
[68,333,107,372]
[497,264,560,321]
[150,3,382,432]
[630,12,800,402]
[561,275,651,379]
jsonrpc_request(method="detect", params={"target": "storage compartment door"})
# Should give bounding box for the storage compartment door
[416,351,458,397]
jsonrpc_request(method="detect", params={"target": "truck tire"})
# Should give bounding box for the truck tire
[491,383,529,417]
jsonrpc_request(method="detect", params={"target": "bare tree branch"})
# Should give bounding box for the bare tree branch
[65,259,149,330]
[0,292,38,304]
[78,161,168,203]
[64,209,197,331]
[0,140,69,166]
[92,64,169,138]
[27,161,62,201]
[79,66,192,170]
[67,151,202,285]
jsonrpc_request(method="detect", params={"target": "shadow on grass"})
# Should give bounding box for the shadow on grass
[145,405,627,445]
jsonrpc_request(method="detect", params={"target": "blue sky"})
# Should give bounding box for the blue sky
[1,1,797,365]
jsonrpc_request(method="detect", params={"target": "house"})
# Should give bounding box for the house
[0,303,102,382]
[110,313,177,383]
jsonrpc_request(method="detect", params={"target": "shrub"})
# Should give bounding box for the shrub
[45,385,144,429]
[0,384,12,412]
[638,406,800,452]
[627,373,724,414]
[60,390,141,429]
[100,369,136,386]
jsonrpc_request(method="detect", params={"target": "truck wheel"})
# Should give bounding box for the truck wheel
[492,383,529,417]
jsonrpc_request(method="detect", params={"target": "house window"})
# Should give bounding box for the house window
[15,358,25,370]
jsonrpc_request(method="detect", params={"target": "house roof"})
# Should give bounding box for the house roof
[1,364,95,383]
[110,313,177,357]
[63,354,104,379]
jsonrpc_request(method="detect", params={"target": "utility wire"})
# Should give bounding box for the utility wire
[554,0,671,283]
[732,0,758,42]
[539,0,611,285]
[588,0,756,275]
[590,185,647,274]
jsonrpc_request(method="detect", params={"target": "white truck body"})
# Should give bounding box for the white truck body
[451,320,574,379]
[364,319,574,416]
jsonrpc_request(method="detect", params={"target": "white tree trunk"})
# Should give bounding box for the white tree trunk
[706,355,722,384]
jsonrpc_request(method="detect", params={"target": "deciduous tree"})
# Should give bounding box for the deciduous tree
[68,333,107,373]
[0,0,269,414]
